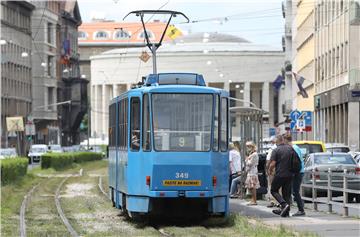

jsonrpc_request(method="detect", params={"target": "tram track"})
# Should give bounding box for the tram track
[19,183,40,237]
[98,176,110,199]
[55,177,79,237]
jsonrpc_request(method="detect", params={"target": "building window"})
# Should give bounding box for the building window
[47,55,54,77]
[78,31,87,39]
[47,22,53,44]
[340,44,344,72]
[94,31,108,39]
[138,30,154,39]
[114,29,130,40]
[48,87,54,110]
[344,41,348,70]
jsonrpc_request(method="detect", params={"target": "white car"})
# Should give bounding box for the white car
[28,144,48,163]
[48,144,63,153]
[0,148,17,159]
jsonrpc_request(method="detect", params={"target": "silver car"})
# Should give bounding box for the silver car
[303,152,360,202]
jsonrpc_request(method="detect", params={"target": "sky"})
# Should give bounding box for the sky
[77,0,285,48]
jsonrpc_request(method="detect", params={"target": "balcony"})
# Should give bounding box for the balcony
[350,0,360,25]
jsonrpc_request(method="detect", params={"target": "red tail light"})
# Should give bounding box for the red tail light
[212,176,217,187]
[146,176,150,186]
[355,167,360,175]
[311,168,320,180]
[314,168,320,180]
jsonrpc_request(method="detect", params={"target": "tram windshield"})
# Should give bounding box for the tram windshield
[152,93,213,151]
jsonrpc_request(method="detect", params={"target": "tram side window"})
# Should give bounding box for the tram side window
[142,94,151,151]
[213,95,219,151]
[118,100,123,149]
[118,98,128,150]
[220,98,228,152]
[109,104,114,147]
[130,97,140,151]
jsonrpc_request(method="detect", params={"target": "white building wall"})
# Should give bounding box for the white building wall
[90,44,284,140]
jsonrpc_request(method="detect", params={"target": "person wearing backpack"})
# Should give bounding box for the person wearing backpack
[284,134,305,216]
[267,135,293,217]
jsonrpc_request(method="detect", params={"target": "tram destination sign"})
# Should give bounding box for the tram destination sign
[163,180,201,186]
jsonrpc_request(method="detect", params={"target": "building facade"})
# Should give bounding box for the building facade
[31,1,61,144]
[314,0,360,149]
[1,1,34,154]
[58,1,87,146]
[78,20,176,86]
[89,33,284,142]
[291,0,316,140]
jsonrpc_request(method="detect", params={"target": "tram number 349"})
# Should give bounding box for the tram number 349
[175,172,189,179]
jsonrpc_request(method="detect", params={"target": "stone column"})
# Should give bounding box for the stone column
[102,84,106,140]
[223,81,230,92]
[243,82,250,107]
[262,82,269,112]
[93,85,97,137]
[113,84,118,99]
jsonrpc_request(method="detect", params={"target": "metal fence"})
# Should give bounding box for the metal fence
[301,169,360,217]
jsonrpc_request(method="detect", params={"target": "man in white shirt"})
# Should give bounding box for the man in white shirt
[229,142,242,198]
[266,136,277,207]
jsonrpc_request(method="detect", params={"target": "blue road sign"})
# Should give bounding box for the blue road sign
[290,110,301,121]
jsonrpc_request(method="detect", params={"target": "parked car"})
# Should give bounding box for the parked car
[48,144,63,153]
[354,152,360,165]
[28,144,48,164]
[293,140,326,159]
[303,152,360,202]
[325,143,350,153]
[0,148,17,159]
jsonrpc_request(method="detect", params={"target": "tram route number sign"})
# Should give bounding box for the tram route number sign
[163,180,201,186]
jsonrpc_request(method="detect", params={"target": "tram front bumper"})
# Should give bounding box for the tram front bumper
[149,190,221,198]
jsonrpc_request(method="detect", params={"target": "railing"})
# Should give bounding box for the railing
[301,169,360,217]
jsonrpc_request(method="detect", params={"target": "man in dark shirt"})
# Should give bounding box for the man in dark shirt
[267,134,293,217]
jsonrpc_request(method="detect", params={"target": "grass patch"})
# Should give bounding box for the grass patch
[0,160,108,236]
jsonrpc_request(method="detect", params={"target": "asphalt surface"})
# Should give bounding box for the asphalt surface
[230,199,360,237]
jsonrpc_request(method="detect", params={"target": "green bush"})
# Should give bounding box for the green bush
[41,153,73,170]
[41,152,102,170]
[1,157,28,185]
[73,152,103,163]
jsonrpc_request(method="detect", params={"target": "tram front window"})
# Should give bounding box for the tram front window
[152,93,213,151]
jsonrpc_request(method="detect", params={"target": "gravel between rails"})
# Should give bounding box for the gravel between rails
[55,177,79,237]
[19,184,40,237]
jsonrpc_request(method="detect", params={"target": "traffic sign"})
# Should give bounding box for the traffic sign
[290,110,312,132]
[290,110,301,121]
[25,122,36,136]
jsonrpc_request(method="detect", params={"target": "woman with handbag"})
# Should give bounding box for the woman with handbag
[245,141,260,205]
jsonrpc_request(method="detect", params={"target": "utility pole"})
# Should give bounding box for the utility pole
[87,100,91,150]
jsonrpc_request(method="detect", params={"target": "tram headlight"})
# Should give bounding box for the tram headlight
[146,176,151,186]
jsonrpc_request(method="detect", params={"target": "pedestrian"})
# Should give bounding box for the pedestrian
[266,136,277,207]
[244,141,260,205]
[229,141,242,198]
[283,134,305,216]
[267,134,293,217]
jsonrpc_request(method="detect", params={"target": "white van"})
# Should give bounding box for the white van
[28,144,48,163]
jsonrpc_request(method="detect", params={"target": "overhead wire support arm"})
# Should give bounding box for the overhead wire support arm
[123,10,189,74]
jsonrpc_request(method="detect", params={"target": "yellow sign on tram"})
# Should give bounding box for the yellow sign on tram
[163,180,201,186]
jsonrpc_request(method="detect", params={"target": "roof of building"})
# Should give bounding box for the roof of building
[78,21,176,43]
[175,32,250,43]
[96,40,282,57]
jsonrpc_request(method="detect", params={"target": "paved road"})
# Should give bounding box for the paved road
[230,199,360,237]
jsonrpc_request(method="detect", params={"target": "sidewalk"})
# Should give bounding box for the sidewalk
[230,199,360,237]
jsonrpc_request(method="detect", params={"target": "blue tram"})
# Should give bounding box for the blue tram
[108,73,229,218]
